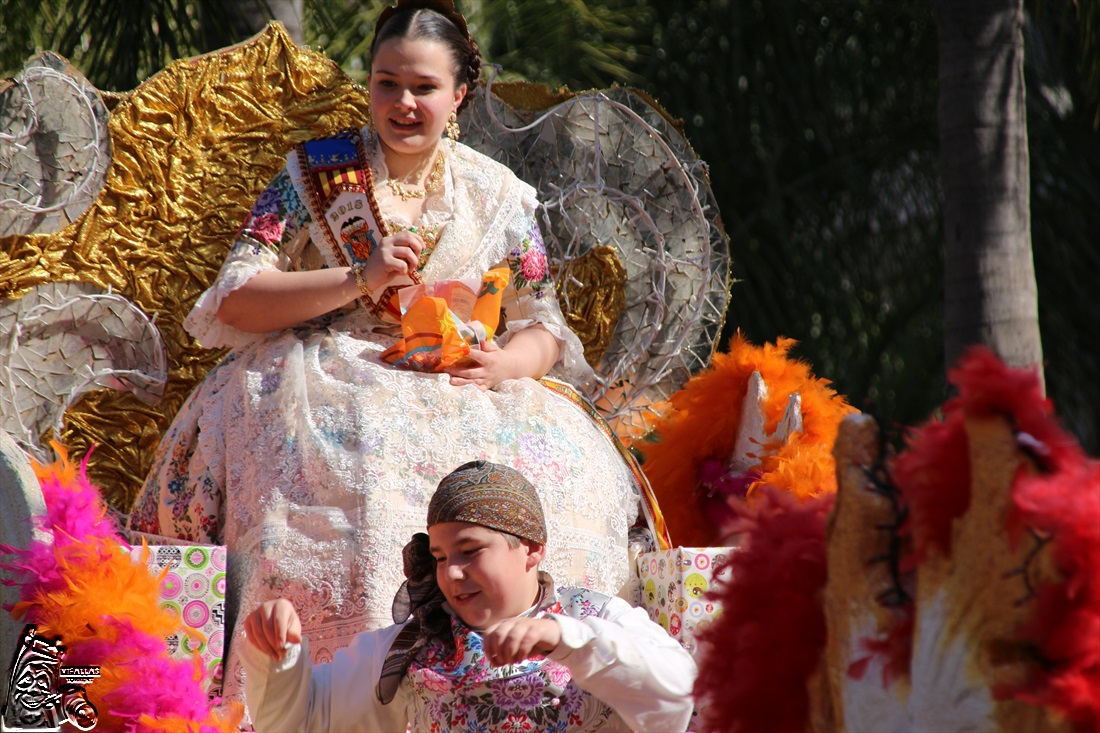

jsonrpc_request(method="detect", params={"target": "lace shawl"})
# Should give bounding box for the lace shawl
[184,134,593,387]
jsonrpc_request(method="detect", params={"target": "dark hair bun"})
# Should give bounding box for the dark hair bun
[460,38,481,113]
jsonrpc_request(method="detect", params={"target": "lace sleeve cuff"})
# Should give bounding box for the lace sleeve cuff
[185,166,309,349]
[183,237,281,349]
[497,216,595,388]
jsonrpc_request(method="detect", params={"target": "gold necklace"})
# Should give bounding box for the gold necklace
[385,221,442,270]
[385,151,445,201]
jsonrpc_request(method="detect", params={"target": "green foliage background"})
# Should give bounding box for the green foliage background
[2,0,1096,451]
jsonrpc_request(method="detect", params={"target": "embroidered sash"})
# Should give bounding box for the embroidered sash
[291,129,417,321]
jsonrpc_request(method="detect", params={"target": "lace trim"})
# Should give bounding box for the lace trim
[183,237,281,349]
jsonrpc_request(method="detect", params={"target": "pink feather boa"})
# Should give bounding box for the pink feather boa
[0,444,242,732]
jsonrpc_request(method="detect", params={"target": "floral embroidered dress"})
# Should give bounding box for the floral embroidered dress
[240,585,698,732]
[128,130,642,703]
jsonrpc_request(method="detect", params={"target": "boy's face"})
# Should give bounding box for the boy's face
[428,521,544,629]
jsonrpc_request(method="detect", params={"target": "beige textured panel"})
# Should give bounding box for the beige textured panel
[823,413,906,730]
[0,53,112,237]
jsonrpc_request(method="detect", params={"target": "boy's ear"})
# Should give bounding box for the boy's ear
[524,540,546,571]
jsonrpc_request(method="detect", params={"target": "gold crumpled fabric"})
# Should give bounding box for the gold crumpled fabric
[554,245,627,369]
[0,23,370,510]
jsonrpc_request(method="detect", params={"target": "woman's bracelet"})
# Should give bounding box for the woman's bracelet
[350,262,377,305]
[350,262,392,318]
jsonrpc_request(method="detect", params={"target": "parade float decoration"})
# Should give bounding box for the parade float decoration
[0,444,241,731]
[692,347,1099,733]
[3,17,1094,733]
[638,332,857,548]
[1,20,728,724]
[624,332,856,733]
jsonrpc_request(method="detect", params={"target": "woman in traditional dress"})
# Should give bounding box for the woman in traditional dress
[129,0,645,702]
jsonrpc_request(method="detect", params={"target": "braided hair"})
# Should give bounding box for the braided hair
[370,2,482,114]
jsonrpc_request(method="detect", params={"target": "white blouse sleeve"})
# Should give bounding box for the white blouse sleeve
[183,167,311,349]
[240,625,410,732]
[495,216,595,388]
[549,596,698,733]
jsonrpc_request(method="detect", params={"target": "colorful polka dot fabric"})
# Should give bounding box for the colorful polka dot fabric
[634,547,732,656]
[132,544,227,699]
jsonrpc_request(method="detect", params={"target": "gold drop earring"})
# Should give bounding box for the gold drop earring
[446,111,460,142]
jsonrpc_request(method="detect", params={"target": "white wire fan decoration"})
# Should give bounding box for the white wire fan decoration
[0,282,168,462]
[0,52,111,236]
[461,72,730,440]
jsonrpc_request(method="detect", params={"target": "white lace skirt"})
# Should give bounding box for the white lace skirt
[129,310,640,703]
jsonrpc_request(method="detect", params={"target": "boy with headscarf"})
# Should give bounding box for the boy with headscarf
[240,460,697,732]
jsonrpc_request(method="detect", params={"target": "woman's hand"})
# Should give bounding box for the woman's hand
[445,326,561,390]
[243,598,303,661]
[445,340,517,391]
[482,617,562,666]
[360,229,424,291]
[216,229,426,333]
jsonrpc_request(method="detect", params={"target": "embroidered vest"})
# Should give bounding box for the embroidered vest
[404,587,621,732]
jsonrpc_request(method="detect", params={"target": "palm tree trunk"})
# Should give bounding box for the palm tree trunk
[937,0,1044,384]
[236,0,303,42]
[205,0,304,46]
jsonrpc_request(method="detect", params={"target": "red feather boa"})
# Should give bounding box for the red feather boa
[692,487,833,733]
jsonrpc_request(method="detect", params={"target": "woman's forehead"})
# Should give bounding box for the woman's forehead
[371,37,456,78]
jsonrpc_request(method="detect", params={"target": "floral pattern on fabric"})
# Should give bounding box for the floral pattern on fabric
[405,591,617,732]
[237,168,310,254]
[507,225,551,300]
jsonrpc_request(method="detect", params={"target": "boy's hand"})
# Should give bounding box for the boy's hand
[482,617,561,666]
[243,598,302,661]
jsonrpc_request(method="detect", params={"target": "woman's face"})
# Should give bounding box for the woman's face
[369,37,466,159]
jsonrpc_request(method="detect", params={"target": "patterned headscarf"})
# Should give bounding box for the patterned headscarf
[427,460,547,544]
[377,461,547,703]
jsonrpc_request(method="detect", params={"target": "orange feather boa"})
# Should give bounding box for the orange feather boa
[640,333,856,546]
